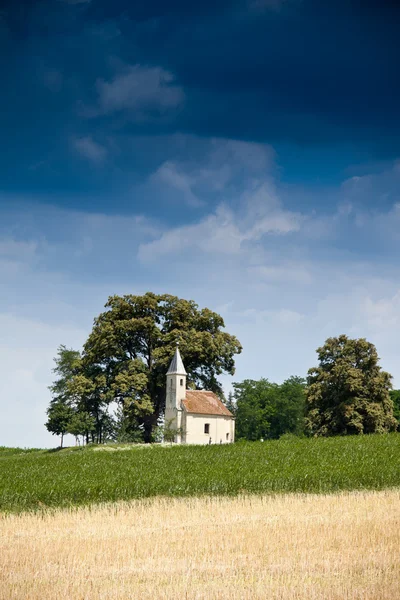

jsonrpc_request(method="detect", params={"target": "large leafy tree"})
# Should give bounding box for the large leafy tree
[82,293,242,441]
[306,335,396,436]
[234,377,305,441]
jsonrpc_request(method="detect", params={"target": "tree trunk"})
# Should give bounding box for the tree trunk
[60,432,64,448]
[143,412,159,443]
[143,419,152,443]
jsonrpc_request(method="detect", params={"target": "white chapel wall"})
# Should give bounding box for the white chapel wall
[183,413,234,445]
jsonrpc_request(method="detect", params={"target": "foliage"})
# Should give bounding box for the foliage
[306,335,397,436]
[224,391,237,416]
[66,369,108,443]
[111,404,145,443]
[162,419,186,443]
[48,345,81,401]
[45,401,74,448]
[1,434,399,513]
[234,377,306,440]
[82,292,242,441]
[389,390,400,430]
[67,411,96,446]
[274,377,306,437]
[46,346,117,445]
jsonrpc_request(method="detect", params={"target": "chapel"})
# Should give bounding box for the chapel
[164,344,235,444]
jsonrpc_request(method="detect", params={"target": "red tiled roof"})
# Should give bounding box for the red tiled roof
[182,390,234,417]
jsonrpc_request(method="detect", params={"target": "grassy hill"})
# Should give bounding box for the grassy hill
[1,434,400,513]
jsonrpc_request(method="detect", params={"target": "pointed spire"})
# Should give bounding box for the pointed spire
[167,341,187,375]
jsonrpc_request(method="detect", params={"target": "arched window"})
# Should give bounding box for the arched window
[180,378,184,386]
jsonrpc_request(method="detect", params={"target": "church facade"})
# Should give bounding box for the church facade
[164,345,235,444]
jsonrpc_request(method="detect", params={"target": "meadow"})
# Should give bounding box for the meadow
[1,433,400,513]
[1,491,399,599]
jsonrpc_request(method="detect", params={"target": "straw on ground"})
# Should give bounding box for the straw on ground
[1,490,399,600]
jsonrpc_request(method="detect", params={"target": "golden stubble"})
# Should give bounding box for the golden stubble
[1,490,399,600]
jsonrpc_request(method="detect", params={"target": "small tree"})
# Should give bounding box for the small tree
[45,401,74,448]
[306,335,397,436]
[225,391,237,416]
[162,419,186,444]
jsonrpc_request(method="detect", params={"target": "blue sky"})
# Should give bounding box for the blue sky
[1,0,400,447]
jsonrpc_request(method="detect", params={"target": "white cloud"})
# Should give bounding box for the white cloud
[138,181,302,262]
[149,138,274,208]
[93,65,184,118]
[135,136,275,212]
[363,292,400,331]
[139,205,242,261]
[240,183,302,238]
[73,136,108,163]
[151,162,204,208]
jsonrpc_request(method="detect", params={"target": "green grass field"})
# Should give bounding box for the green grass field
[1,434,399,513]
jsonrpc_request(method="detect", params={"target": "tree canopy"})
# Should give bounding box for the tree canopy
[305,335,396,436]
[234,377,306,441]
[389,390,400,430]
[45,400,74,448]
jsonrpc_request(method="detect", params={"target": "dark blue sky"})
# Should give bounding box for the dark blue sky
[1,0,399,216]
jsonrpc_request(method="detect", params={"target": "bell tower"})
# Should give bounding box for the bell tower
[164,343,187,443]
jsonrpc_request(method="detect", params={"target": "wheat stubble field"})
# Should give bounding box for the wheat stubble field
[1,490,400,600]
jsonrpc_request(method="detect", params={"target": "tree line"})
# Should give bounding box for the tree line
[45,293,399,446]
[232,334,398,440]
